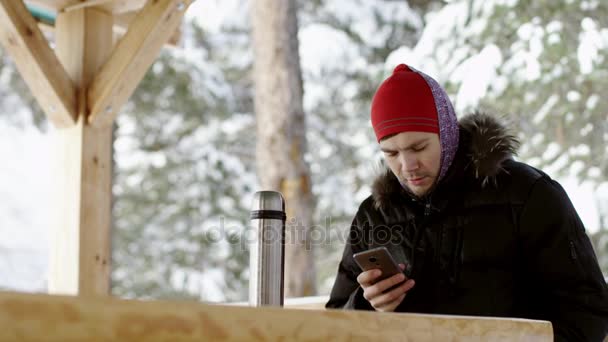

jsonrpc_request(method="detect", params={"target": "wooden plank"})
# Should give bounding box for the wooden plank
[0,0,76,127]
[63,0,114,12]
[103,0,148,14]
[113,11,181,46]
[48,7,113,296]
[87,0,191,127]
[283,296,328,310]
[23,0,71,13]
[0,291,553,341]
[35,10,180,47]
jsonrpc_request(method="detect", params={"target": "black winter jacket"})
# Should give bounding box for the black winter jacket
[326,113,608,341]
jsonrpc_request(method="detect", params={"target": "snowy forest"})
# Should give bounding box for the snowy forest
[1,0,607,303]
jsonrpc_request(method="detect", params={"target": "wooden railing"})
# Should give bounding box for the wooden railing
[226,295,329,309]
[0,291,553,341]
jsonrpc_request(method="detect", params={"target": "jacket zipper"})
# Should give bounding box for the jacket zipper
[423,192,435,217]
[569,241,577,260]
[424,202,432,216]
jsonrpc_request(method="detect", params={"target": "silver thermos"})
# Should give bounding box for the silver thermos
[249,191,286,307]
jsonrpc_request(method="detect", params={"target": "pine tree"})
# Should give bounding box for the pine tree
[250,0,317,297]
[404,0,608,183]
[402,0,608,275]
[0,51,47,128]
[296,0,434,292]
[112,20,256,302]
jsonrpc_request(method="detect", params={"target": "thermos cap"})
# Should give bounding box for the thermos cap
[250,191,285,213]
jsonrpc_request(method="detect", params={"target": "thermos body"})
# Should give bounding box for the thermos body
[249,191,286,307]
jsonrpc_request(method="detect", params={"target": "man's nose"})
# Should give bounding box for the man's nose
[399,153,419,172]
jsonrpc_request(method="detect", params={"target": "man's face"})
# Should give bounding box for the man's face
[379,131,442,197]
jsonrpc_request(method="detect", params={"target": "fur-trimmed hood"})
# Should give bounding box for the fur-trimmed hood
[372,112,520,209]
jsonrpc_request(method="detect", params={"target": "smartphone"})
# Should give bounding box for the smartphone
[353,246,409,282]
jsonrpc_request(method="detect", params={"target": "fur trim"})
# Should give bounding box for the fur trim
[372,112,520,208]
[371,166,403,210]
[460,112,520,185]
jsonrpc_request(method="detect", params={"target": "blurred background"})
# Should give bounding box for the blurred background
[1,0,607,302]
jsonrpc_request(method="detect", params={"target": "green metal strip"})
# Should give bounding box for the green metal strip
[26,4,56,26]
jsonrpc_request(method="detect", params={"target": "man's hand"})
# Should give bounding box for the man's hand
[357,263,415,312]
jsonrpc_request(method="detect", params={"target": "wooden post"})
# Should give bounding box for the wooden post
[48,8,114,296]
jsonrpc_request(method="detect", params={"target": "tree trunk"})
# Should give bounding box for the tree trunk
[251,0,317,297]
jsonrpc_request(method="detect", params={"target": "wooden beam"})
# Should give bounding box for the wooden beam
[63,0,114,12]
[24,1,76,12]
[0,291,554,341]
[26,0,148,14]
[113,11,181,46]
[87,0,191,127]
[0,0,76,127]
[100,0,148,14]
[48,7,113,296]
[35,11,181,47]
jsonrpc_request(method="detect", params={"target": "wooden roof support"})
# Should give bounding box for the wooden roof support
[34,11,182,47]
[88,0,192,127]
[26,0,148,15]
[62,0,114,12]
[107,0,149,14]
[48,7,113,296]
[113,11,182,46]
[0,0,76,127]
[0,0,188,295]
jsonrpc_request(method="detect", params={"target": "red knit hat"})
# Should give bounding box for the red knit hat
[371,64,440,142]
[371,63,460,183]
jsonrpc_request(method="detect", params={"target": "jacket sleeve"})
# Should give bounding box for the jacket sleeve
[519,177,608,341]
[325,211,374,311]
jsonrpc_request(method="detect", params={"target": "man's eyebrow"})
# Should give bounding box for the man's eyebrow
[381,138,430,152]
[409,138,430,147]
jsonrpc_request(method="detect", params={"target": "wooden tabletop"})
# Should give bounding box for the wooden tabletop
[0,291,553,341]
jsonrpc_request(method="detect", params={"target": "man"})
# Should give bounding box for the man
[326,64,608,341]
